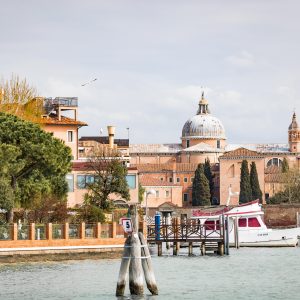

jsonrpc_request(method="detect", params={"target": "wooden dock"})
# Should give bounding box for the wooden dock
[147,218,230,256]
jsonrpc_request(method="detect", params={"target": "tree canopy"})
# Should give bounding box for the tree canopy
[83,147,130,211]
[239,160,252,204]
[204,158,214,204]
[0,113,72,221]
[0,74,42,122]
[269,167,300,204]
[250,162,262,202]
[192,164,211,206]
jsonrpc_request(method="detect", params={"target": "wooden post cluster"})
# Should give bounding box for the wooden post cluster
[116,205,158,297]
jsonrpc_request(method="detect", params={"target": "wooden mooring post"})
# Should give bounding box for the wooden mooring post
[234,217,239,249]
[116,205,158,297]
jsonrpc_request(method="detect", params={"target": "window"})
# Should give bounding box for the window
[217,140,221,149]
[160,177,164,181]
[183,193,188,201]
[204,220,215,230]
[176,178,180,183]
[77,175,86,189]
[267,158,282,167]
[186,140,190,148]
[66,174,74,192]
[165,190,170,197]
[248,217,261,227]
[191,177,194,182]
[67,131,74,142]
[155,190,159,198]
[77,175,95,189]
[238,218,247,227]
[126,175,136,189]
[184,177,188,183]
[169,177,173,183]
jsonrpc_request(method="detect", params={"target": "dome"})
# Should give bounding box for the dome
[182,114,226,139]
[181,94,226,140]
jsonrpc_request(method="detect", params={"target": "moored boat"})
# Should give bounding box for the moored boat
[192,200,300,247]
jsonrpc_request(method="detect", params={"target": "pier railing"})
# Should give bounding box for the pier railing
[147,222,224,243]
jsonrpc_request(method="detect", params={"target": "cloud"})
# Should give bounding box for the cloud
[225,51,255,68]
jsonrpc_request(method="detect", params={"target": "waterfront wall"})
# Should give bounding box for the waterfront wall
[263,204,300,227]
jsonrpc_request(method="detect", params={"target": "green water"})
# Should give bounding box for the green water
[0,247,299,299]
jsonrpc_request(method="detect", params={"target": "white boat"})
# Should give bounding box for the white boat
[191,200,300,247]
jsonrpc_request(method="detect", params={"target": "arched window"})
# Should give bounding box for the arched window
[267,158,282,167]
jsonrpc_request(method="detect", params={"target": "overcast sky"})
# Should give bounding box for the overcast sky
[1,0,299,144]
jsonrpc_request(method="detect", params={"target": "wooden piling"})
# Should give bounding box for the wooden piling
[188,242,193,256]
[157,242,162,256]
[218,242,224,256]
[173,242,177,256]
[116,236,131,297]
[234,217,239,249]
[138,232,158,295]
[225,216,230,255]
[128,205,144,296]
[129,232,144,295]
[200,242,206,256]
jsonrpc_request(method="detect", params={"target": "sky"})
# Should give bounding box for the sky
[1,0,300,144]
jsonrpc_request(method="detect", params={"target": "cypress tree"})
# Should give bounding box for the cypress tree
[239,160,252,204]
[204,158,214,203]
[250,162,262,202]
[281,157,289,173]
[192,164,211,206]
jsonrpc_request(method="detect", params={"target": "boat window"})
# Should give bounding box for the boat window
[204,220,215,230]
[238,218,247,227]
[216,220,220,230]
[248,217,261,227]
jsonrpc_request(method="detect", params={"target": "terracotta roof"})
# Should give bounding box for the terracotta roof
[40,114,87,126]
[219,147,264,160]
[134,163,197,173]
[80,136,129,147]
[265,165,281,174]
[130,143,182,154]
[133,162,219,173]
[139,175,181,187]
[157,201,179,208]
[265,173,284,183]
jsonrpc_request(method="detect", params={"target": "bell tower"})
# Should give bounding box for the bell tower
[288,112,300,153]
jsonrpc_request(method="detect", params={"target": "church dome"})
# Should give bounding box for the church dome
[182,93,226,140]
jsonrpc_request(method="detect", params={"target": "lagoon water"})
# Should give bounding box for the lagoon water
[0,247,300,300]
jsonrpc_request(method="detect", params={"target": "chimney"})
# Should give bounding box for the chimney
[107,126,115,149]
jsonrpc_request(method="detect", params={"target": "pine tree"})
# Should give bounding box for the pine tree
[281,157,289,173]
[204,158,214,203]
[192,164,211,206]
[250,162,262,202]
[239,160,252,204]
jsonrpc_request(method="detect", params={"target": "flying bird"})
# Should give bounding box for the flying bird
[81,78,98,86]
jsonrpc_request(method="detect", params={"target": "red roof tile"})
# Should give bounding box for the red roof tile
[139,175,181,187]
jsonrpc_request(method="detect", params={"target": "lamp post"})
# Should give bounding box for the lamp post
[145,189,156,223]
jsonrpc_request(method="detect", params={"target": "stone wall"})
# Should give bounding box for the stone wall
[263,204,300,228]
